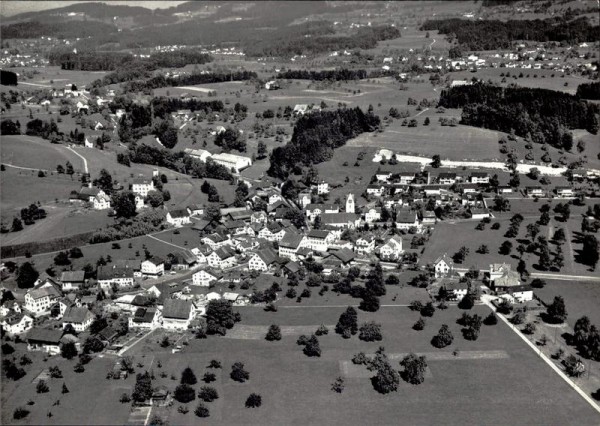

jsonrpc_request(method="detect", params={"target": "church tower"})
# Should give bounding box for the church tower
[346,193,355,213]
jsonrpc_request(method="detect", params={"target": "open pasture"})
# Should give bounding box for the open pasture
[534,279,600,328]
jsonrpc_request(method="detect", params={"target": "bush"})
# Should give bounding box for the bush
[413,317,426,330]
[315,324,329,336]
[174,384,196,403]
[13,407,30,420]
[245,393,262,408]
[198,386,219,402]
[358,321,383,342]
[352,352,368,365]
[37,379,50,393]
[195,402,210,418]
[230,362,250,382]
[203,372,216,383]
[420,302,435,317]
[265,324,282,341]
[431,324,453,348]
[331,376,345,393]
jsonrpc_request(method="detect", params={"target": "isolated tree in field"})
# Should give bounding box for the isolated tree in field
[359,293,380,312]
[420,302,436,317]
[54,251,71,266]
[302,335,321,357]
[499,240,513,255]
[539,211,550,226]
[359,322,383,342]
[452,246,469,264]
[265,324,282,341]
[370,351,400,394]
[181,367,197,385]
[208,360,222,369]
[111,191,136,218]
[552,245,564,271]
[581,235,599,270]
[11,217,23,232]
[16,262,39,289]
[546,296,567,324]
[61,383,69,394]
[131,372,153,403]
[203,372,216,383]
[400,353,427,385]
[538,245,552,271]
[198,386,219,402]
[93,169,113,193]
[230,362,250,383]
[37,380,50,393]
[331,376,345,393]
[458,293,475,310]
[195,402,210,417]
[245,393,262,408]
[61,342,77,359]
[206,300,239,335]
[203,203,222,223]
[336,307,358,338]
[431,155,441,168]
[432,324,454,348]
[174,384,196,403]
[483,312,498,325]
[413,317,426,330]
[257,141,267,159]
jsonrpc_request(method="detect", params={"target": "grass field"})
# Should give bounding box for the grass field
[534,279,600,328]
[109,304,600,426]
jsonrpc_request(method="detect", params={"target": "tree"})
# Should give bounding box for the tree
[132,372,153,403]
[530,278,546,288]
[83,336,104,353]
[358,322,383,342]
[206,300,239,335]
[420,302,436,317]
[499,240,513,255]
[111,191,136,218]
[546,296,567,324]
[17,262,39,288]
[539,211,550,226]
[61,383,69,394]
[181,367,197,385]
[336,307,358,338]
[483,312,498,325]
[581,235,599,270]
[564,355,585,377]
[61,342,77,359]
[195,402,210,417]
[69,247,83,258]
[431,324,453,348]
[245,393,262,408]
[400,353,427,384]
[302,335,321,357]
[538,244,552,271]
[54,251,71,266]
[145,190,164,208]
[37,380,50,393]
[413,317,426,330]
[198,386,219,402]
[359,293,380,312]
[11,217,23,232]
[257,141,267,159]
[331,376,345,393]
[230,362,250,382]
[174,384,196,403]
[93,169,113,193]
[265,324,282,341]
[431,154,441,168]
[371,352,400,394]
[203,372,216,383]
[458,293,475,310]
[552,245,564,271]
[203,204,222,223]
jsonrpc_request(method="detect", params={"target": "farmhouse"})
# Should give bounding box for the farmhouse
[207,246,237,269]
[97,265,134,291]
[162,299,195,331]
[378,236,403,261]
[1,312,33,336]
[470,172,489,184]
[26,328,64,355]
[202,232,231,249]
[187,204,204,216]
[60,270,85,292]
[211,153,252,173]
[141,257,165,277]
[470,207,492,220]
[248,248,278,271]
[375,170,392,182]
[24,282,61,316]
[166,208,191,226]
[303,229,335,252]
[497,186,513,194]
[192,268,223,287]
[398,172,416,185]
[526,186,545,197]
[258,221,286,242]
[438,172,458,185]
[169,250,198,270]
[422,210,437,225]
[366,184,385,197]
[62,306,94,332]
[434,254,454,278]
[132,177,155,197]
[555,186,574,198]
[128,307,162,329]
[441,279,469,300]
[324,248,356,268]
[492,269,521,292]
[395,211,420,230]
[278,232,305,261]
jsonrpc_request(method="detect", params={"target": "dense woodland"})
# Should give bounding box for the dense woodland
[439,83,599,150]
[277,69,368,81]
[268,108,380,178]
[0,70,17,86]
[576,81,600,100]
[122,70,257,93]
[1,20,117,39]
[421,17,599,50]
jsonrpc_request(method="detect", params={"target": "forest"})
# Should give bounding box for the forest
[268,108,380,179]
[421,17,599,50]
[277,69,368,81]
[576,81,600,100]
[122,70,257,92]
[1,20,117,39]
[0,70,17,86]
[438,83,599,149]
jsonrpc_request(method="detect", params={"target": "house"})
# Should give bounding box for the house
[166,208,191,227]
[162,299,195,331]
[128,307,162,330]
[1,312,33,335]
[507,285,533,303]
[438,172,458,185]
[131,177,155,197]
[187,204,204,217]
[60,270,85,292]
[141,257,165,277]
[356,236,376,255]
[298,192,312,209]
[398,172,416,185]
[97,265,135,291]
[434,254,454,278]
[74,187,110,209]
[305,204,339,222]
[364,207,382,223]
[93,192,111,210]
[207,246,237,269]
[265,80,280,90]
[378,236,403,261]
[422,210,437,225]
[395,211,420,230]
[555,186,574,198]
[470,207,491,220]
[366,184,385,197]
[441,279,469,300]
[62,307,94,332]
[170,250,198,270]
[489,263,512,281]
[224,220,249,236]
[258,222,286,242]
[192,268,223,287]
[313,181,329,195]
[24,282,62,316]
[325,248,356,268]
[251,211,268,224]
[26,328,63,355]
[211,153,252,173]
[470,172,489,184]
[320,213,361,229]
[278,232,305,261]
[461,183,479,194]
[248,248,278,271]
[526,186,544,197]
[497,186,513,194]
[493,269,521,292]
[202,233,230,249]
[303,229,335,252]
[190,244,212,264]
[375,170,393,182]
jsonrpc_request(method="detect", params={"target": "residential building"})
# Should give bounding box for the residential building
[131,177,155,197]
[1,312,33,335]
[187,204,204,217]
[441,279,469,300]
[26,328,63,355]
[526,186,544,197]
[356,236,375,255]
[24,282,61,316]
[555,186,574,198]
[166,208,191,226]
[258,221,286,242]
[302,229,335,252]
[141,257,165,277]
[128,307,162,329]
[507,285,533,303]
[162,299,195,331]
[470,172,489,184]
[207,246,237,269]
[97,265,135,291]
[60,270,85,292]
[305,204,339,222]
[364,207,382,223]
[395,211,420,230]
[378,236,403,261]
[366,184,385,197]
[438,172,458,185]
[248,248,278,271]
[192,268,223,287]
[278,232,305,261]
[434,254,454,278]
[62,307,94,332]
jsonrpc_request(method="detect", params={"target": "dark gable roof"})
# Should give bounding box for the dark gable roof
[327,248,355,264]
[228,210,252,221]
[132,307,157,323]
[320,213,359,224]
[470,172,488,178]
[438,172,457,179]
[63,307,93,324]
[213,246,235,260]
[162,299,192,320]
[146,256,164,266]
[396,211,417,223]
[225,220,246,230]
[171,250,197,265]
[97,265,134,280]
[26,327,63,344]
[254,248,277,265]
[306,203,338,211]
[308,229,330,239]
[79,187,100,197]
[279,232,304,249]
[169,208,189,218]
[60,270,85,283]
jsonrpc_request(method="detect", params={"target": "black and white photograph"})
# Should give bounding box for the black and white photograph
[0,0,599,424]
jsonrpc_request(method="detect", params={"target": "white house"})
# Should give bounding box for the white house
[24,281,62,316]
[1,312,33,335]
[442,279,469,300]
[434,254,454,278]
[60,271,85,292]
[470,172,489,184]
[355,236,375,255]
[62,307,94,332]
[305,204,339,222]
[210,153,252,173]
[93,192,111,210]
[366,184,385,197]
[97,265,135,291]
[192,268,223,287]
[364,207,382,223]
[207,246,237,269]
[320,213,361,229]
[128,307,162,330]
[184,148,212,162]
[166,208,191,227]
[507,285,533,303]
[378,236,403,261]
[132,177,155,197]
[278,232,305,261]
[438,172,458,185]
[526,186,545,197]
[395,211,420,230]
[302,230,335,252]
[258,222,286,242]
[141,257,165,277]
[162,299,195,331]
[555,186,574,198]
[248,248,278,272]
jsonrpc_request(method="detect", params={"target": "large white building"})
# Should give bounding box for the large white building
[210,153,252,173]
[24,281,61,316]
[132,177,155,197]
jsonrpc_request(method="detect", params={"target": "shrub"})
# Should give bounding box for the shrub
[315,324,329,336]
[174,384,196,403]
[265,324,282,341]
[36,379,50,393]
[195,402,210,418]
[198,386,219,402]
[203,372,216,383]
[352,352,368,365]
[413,317,426,331]
[230,362,250,382]
[245,393,262,408]
[13,407,30,420]
[331,377,345,393]
[359,321,383,342]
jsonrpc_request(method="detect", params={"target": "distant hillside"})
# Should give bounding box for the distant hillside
[1,20,118,39]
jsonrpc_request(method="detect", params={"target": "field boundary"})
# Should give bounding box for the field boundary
[1,231,93,258]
